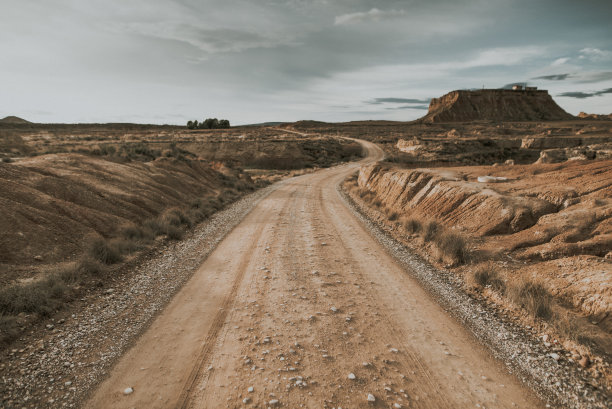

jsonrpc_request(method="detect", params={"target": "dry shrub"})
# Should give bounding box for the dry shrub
[401,217,422,234]
[435,231,469,264]
[0,316,19,344]
[385,208,399,221]
[119,223,153,242]
[161,207,192,228]
[165,225,184,240]
[109,237,141,255]
[555,311,581,342]
[472,264,505,293]
[510,278,553,320]
[422,220,441,242]
[0,276,70,317]
[86,236,122,264]
[143,218,165,236]
[372,198,382,208]
[76,257,106,277]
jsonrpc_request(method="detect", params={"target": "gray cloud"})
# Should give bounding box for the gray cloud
[575,71,612,83]
[115,22,296,54]
[385,105,429,110]
[558,88,612,99]
[579,47,612,62]
[334,8,406,25]
[532,73,571,81]
[369,97,431,105]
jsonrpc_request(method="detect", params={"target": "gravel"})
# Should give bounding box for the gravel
[0,184,277,409]
[339,184,611,409]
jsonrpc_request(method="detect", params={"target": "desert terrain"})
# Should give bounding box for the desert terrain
[1,92,611,409]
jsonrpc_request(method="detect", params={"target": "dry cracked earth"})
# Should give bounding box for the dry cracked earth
[83,141,548,409]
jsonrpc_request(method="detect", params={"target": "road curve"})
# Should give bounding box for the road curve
[87,140,543,408]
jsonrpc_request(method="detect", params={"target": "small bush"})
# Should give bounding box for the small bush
[110,237,141,255]
[119,224,151,241]
[167,207,193,227]
[143,218,165,236]
[190,198,203,209]
[2,157,12,163]
[472,265,505,292]
[372,199,382,207]
[510,279,553,320]
[401,217,422,234]
[435,231,468,264]
[86,236,122,264]
[422,220,441,242]
[386,209,399,221]
[76,257,106,276]
[0,276,70,317]
[165,225,184,240]
[0,315,19,344]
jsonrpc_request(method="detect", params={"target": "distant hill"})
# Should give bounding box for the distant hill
[240,121,289,127]
[578,112,612,120]
[419,89,574,123]
[0,116,31,124]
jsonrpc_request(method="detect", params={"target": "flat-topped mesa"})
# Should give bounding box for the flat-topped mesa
[420,89,574,123]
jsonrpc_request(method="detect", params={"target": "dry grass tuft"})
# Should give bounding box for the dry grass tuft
[86,236,123,264]
[400,217,422,234]
[422,220,441,242]
[472,264,505,293]
[510,278,553,320]
[435,231,469,264]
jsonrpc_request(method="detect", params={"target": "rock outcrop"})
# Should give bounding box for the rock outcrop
[420,89,574,123]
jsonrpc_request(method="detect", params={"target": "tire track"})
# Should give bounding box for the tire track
[177,189,298,409]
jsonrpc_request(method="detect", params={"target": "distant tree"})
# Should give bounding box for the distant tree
[202,118,219,129]
[188,118,230,129]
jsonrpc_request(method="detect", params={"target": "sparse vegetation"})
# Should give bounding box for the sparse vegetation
[510,278,553,320]
[0,275,71,318]
[435,231,468,264]
[86,236,123,265]
[422,220,441,242]
[472,264,505,293]
[400,216,422,234]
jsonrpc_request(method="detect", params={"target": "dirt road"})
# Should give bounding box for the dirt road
[87,141,543,408]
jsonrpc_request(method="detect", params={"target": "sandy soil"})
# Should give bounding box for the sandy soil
[87,141,543,409]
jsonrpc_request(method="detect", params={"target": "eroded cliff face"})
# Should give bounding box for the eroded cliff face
[421,89,575,122]
[356,160,612,316]
[358,161,612,259]
[357,163,556,236]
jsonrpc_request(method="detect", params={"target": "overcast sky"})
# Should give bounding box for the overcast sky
[2,0,611,124]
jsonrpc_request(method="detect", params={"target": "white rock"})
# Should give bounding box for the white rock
[477,175,508,183]
[123,387,134,395]
[330,307,338,313]
[243,397,251,404]
[549,353,560,361]
[394,403,402,408]
[269,399,279,406]
[348,373,356,380]
[367,393,376,402]
[248,386,254,393]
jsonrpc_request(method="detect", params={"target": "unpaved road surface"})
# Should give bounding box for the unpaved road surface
[88,141,542,408]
